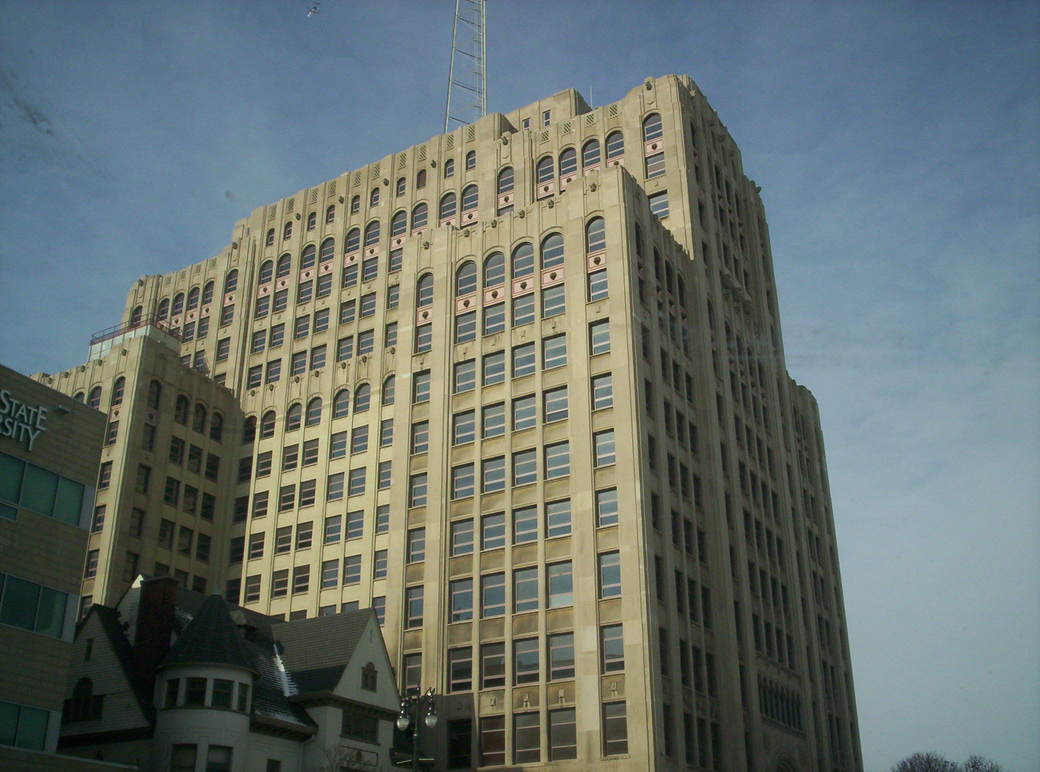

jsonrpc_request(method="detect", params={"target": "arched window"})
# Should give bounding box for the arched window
[465,150,476,170]
[276,254,292,278]
[319,238,335,263]
[257,260,273,285]
[283,221,293,240]
[497,166,514,194]
[455,262,477,297]
[411,203,428,231]
[301,244,317,269]
[483,252,505,287]
[444,158,455,178]
[306,211,317,231]
[266,228,275,246]
[382,375,396,405]
[582,139,601,168]
[202,280,215,305]
[147,380,162,409]
[157,298,170,321]
[286,403,303,431]
[325,204,336,223]
[416,169,427,189]
[111,377,126,407]
[354,383,371,413]
[390,210,407,237]
[73,391,85,403]
[395,177,406,196]
[370,187,380,207]
[209,412,224,442]
[193,403,207,433]
[345,227,361,253]
[536,156,554,184]
[332,388,350,419]
[305,397,322,426]
[439,192,457,220]
[643,112,663,142]
[260,410,277,438]
[511,242,534,279]
[242,415,256,444]
[416,274,434,307]
[350,195,360,214]
[129,306,143,327]
[559,147,577,176]
[174,395,189,425]
[364,220,380,247]
[186,287,200,310]
[586,217,606,253]
[361,662,378,691]
[461,184,478,212]
[88,387,102,410]
[606,130,624,159]
[68,678,100,721]
[541,233,565,269]
[171,293,185,317]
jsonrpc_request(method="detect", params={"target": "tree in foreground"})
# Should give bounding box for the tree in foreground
[891,753,1003,772]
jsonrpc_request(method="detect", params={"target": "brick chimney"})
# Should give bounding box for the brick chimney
[133,576,179,697]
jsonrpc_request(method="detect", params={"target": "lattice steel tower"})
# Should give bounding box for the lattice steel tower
[444,0,487,132]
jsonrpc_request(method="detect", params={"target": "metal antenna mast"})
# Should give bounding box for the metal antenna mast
[444,0,487,132]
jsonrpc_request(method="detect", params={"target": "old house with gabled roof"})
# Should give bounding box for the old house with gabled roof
[59,575,399,771]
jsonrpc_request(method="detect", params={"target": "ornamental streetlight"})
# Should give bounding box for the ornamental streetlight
[395,687,437,771]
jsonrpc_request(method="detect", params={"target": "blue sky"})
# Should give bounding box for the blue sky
[1,1,1037,769]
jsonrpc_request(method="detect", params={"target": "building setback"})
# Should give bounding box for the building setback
[35,74,862,771]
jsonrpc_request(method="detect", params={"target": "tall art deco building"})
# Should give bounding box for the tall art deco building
[36,75,862,771]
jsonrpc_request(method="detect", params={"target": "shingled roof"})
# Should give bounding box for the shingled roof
[160,594,255,673]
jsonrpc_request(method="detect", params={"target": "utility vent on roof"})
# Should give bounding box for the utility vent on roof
[585,114,596,126]
[353,172,361,186]
[287,198,295,212]
[445,135,455,150]
[561,120,572,134]
[608,104,620,119]
[539,130,550,144]
[398,153,407,169]
[466,125,476,142]
[309,188,319,203]
[267,205,277,221]
[418,146,427,161]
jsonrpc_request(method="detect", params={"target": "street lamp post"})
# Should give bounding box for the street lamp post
[396,687,438,771]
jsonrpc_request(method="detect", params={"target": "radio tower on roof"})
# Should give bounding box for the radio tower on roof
[443,0,487,132]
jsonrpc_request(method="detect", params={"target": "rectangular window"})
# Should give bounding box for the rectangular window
[321,559,338,589]
[483,303,506,335]
[411,420,429,454]
[452,463,475,499]
[351,426,369,454]
[380,418,393,447]
[547,561,573,607]
[513,566,538,613]
[602,702,629,755]
[297,280,313,304]
[409,473,427,507]
[512,342,536,377]
[384,321,398,347]
[343,555,361,585]
[316,273,332,298]
[248,532,265,560]
[386,284,400,307]
[548,632,575,679]
[599,551,622,598]
[512,395,536,431]
[453,360,476,393]
[414,323,432,353]
[279,484,296,511]
[455,311,477,344]
[544,442,570,480]
[452,410,475,445]
[275,525,292,554]
[480,572,505,617]
[481,456,506,493]
[359,292,377,318]
[407,527,426,562]
[543,386,568,422]
[292,565,309,594]
[541,284,566,318]
[482,403,505,438]
[542,334,567,369]
[405,586,424,628]
[601,623,624,672]
[514,712,540,764]
[480,715,504,765]
[295,521,313,549]
[265,358,281,383]
[512,293,536,326]
[357,329,374,355]
[291,351,307,376]
[649,190,670,218]
[339,299,356,325]
[450,578,473,622]
[347,468,365,496]
[336,335,354,361]
[294,315,309,339]
[482,350,505,385]
[481,512,505,550]
[545,498,571,538]
[269,323,285,348]
[512,448,537,486]
[549,708,578,761]
[587,269,609,301]
[252,329,267,353]
[282,443,299,471]
[376,504,389,533]
[512,505,537,544]
[449,647,473,693]
[594,429,616,466]
[412,370,431,403]
[449,520,475,558]
[326,472,344,501]
[273,288,288,312]
[481,642,505,688]
[596,487,619,527]
[324,515,341,544]
[591,372,614,409]
[309,344,326,370]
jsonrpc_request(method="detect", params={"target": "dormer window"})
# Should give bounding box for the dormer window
[361,662,377,692]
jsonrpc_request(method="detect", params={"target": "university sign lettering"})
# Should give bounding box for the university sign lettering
[0,388,48,451]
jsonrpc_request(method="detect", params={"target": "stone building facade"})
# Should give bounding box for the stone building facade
[35,74,862,771]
